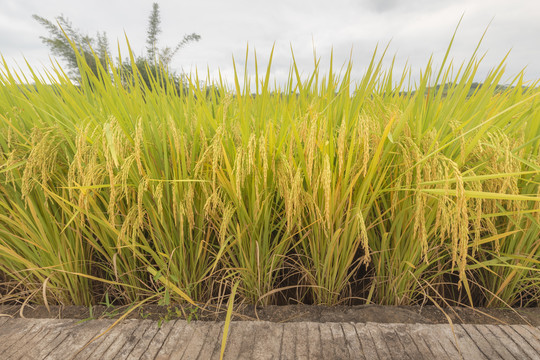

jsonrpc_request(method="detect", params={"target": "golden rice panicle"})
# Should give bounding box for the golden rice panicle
[422,130,438,182]
[137,176,148,230]
[337,118,347,174]
[449,120,465,164]
[259,134,268,186]
[534,180,540,222]
[74,125,90,176]
[154,182,164,221]
[478,137,498,215]
[449,160,468,287]
[219,203,235,245]
[415,192,429,263]
[184,183,195,232]
[211,126,223,189]
[412,158,428,262]
[134,118,145,176]
[119,206,138,244]
[234,146,245,196]
[437,160,452,245]
[356,209,370,265]
[390,175,400,220]
[247,133,257,177]
[291,168,304,231]
[434,159,443,238]
[6,125,14,151]
[168,116,181,157]
[204,188,223,220]
[220,93,233,121]
[322,154,332,229]
[114,117,130,161]
[358,115,370,176]
[398,139,414,189]
[276,156,296,230]
[40,138,58,198]
[76,141,106,227]
[469,170,483,256]
[21,129,53,205]
[409,137,430,261]
[305,120,317,181]
[4,150,17,187]
[104,116,126,166]
[254,174,261,215]
[231,123,243,148]
[171,184,179,225]
[104,136,117,226]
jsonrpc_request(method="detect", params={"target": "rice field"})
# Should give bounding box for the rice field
[0,40,539,309]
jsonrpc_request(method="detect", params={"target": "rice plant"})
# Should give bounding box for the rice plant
[0,35,538,308]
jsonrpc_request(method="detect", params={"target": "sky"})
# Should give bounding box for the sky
[1,0,539,88]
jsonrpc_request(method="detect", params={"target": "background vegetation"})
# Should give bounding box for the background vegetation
[33,2,200,92]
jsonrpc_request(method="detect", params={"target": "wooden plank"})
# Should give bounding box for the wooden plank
[209,322,227,359]
[508,325,540,353]
[125,320,165,360]
[516,325,540,343]
[44,320,110,360]
[394,324,431,360]
[461,324,506,359]
[0,317,9,327]
[5,318,540,360]
[482,325,533,360]
[452,325,488,360]
[407,325,444,358]
[222,321,257,360]
[354,323,380,360]
[251,322,284,360]
[24,320,81,359]
[474,325,518,360]
[499,325,539,360]
[341,323,365,360]
[329,323,351,359]
[306,322,323,360]
[3,319,54,359]
[279,322,311,360]
[162,321,209,360]
[139,320,177,360]
[395,324,429,359]
[154,320,194,360]
[0,318,41,356]
[374,323,410,360]
[74,319,141,359]
[434,325,462,359]
[109,320,153,359]
[319,323,337,359]
[196,321,223,359]
[412,324,460,359]
[279,322,298,360]
[294,322,309,360]
[365,323,393,359]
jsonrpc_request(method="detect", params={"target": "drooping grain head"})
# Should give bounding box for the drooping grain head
[134,118,145,176]
[337,119,347,174]
[322,154,332,229]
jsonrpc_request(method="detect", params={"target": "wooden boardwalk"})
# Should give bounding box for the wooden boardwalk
[0,317,539,359]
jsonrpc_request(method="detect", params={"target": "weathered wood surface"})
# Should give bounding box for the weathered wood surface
[0,318,538,359]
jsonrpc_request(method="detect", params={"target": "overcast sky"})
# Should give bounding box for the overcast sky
[1,0,539,88]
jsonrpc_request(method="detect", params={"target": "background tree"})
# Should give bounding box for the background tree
[32,14,110,80]
[33,3,200,91]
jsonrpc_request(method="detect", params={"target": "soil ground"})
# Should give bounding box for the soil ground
[1,304,539,326]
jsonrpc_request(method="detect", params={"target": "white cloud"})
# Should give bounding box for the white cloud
[0,0,538,86]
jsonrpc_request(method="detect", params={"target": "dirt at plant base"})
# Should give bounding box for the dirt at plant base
[1,304,539,326]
